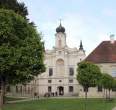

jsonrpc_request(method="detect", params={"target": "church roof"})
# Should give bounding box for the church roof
[79,40,84,50]
[85,41,116,63]
[56,23,65,33]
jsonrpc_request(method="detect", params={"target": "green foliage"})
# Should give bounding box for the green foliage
[0,0,28,17]
[100,73,114,90]
[0,9,45,85]
[112,79,116,87]
[77,61,102,88]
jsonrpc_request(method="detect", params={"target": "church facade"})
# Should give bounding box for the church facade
[37,23,86,96]
[10,23,86,97]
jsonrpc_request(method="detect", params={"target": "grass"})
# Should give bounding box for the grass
[5,96,26,101]
[3,98,116,110]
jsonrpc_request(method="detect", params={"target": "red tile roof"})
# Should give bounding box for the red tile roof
[85,41,116,63]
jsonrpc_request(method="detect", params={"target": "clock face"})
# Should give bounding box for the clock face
[58,34,62,39]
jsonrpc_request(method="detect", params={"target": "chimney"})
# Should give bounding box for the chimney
[110,34,115,44]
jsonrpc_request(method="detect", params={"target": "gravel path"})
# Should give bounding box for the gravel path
[112,107,116,110]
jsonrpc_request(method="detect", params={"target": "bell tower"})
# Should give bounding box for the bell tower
[55,21,66,49]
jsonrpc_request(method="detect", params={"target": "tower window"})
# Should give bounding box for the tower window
[49,68,53,76]
[69,68,74,76]
[69,86,73,92]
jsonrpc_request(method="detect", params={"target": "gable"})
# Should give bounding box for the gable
[85,41,116,63]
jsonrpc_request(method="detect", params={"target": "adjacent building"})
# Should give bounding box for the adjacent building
[85,35,116,97]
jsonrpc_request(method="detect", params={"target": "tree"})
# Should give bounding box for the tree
[100,73,114,99]
[77,61,102,99]
[0,9,45,108]
[0,0,28,18]
[112,79,116,94]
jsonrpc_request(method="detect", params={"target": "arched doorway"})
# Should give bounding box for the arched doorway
[58,86,64,95]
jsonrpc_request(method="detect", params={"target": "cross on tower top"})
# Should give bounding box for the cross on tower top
[59,19,62,25]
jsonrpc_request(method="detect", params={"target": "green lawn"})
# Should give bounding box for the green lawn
[3,98,116,110]
[5,97,26,101]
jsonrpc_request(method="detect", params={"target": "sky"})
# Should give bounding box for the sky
[19,0,116,55]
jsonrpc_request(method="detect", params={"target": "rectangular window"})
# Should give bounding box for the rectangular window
[69,79,73,83]
[49,68,53,76]
[69,68,74,76]
[84,87,88,92]
[48,86,52,92]
[112,70,116,77]
[69,86,73,92]
[28,86,30,94]
[16,86,22,93]
[6,86,11,92]
[112,87,116,92]
[16,86,18,93]
[48,80,52,83]
[97,86,102,92]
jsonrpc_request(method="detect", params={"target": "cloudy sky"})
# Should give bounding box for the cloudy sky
[19,0,116,55]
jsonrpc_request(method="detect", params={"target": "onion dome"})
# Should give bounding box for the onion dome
[56,23,65,33]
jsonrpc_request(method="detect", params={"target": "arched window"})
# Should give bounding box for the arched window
[56,59,64,75]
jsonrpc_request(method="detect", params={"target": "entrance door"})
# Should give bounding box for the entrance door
[58,86,64,95]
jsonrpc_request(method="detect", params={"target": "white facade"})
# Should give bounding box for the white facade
[9,23,85,97]
[10,25,116,98]
[35,24,86,96]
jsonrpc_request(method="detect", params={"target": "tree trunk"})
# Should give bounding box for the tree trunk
[85,90,87,99]
[103,88,105,99]
[108,89,110,100]
[106,89,108,99]
[84,87,88,110]
[0,80,5,110]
